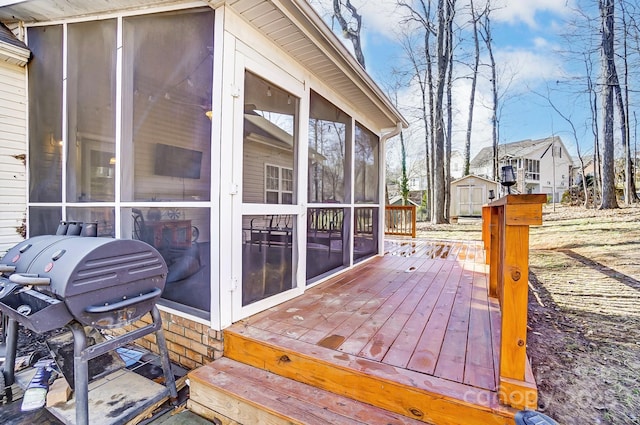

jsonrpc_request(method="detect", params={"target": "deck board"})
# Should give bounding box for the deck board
[238,240,500,393]
[206,239,524,424]
[406,260,458,376]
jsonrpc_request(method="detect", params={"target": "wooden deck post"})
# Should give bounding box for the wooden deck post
[482,194,546,410]
[481,206,490,265]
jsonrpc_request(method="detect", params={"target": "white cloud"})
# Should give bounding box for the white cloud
[490,0,576,28]
[533,37,550,49]
[494,48,565,88]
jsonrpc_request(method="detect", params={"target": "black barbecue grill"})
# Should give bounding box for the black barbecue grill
[0,228,177,425]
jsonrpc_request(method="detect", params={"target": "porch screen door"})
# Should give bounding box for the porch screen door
[231,60,304,321]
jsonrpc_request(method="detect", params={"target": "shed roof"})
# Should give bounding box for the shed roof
[451,174,498,186]
[0,0,407,131]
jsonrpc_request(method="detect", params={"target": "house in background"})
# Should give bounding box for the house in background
[470,136,573,201]
[0,23,30,249]
[0,0,407,368]
[402,149,464,192]
[450,149,464,180]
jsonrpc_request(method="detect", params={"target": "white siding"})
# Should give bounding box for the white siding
[0,62,26,255]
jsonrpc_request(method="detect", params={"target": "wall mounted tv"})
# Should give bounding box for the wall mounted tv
[154,143,203,179]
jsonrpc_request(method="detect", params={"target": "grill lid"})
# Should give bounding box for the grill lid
[0,236,168,329]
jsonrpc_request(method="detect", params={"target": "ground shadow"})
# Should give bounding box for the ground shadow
[557,248,640,292]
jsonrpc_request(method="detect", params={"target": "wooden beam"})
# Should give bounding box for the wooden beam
[222,328,516,425]
[499,224,529,383]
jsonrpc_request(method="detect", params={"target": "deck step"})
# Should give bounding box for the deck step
[218,326,516,425]
[187,357,426,425]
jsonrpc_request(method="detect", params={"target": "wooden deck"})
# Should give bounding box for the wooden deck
[189,239,533,425]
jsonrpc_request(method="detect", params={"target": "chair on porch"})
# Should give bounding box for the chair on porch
[132,209,201,283]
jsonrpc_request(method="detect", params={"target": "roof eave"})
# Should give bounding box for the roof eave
[281,0,408,129]
[0,39,30,66]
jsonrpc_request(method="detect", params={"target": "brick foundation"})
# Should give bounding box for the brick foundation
[109,310,223,370]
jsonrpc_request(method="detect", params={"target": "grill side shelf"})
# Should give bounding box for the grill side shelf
[0,289,73,333]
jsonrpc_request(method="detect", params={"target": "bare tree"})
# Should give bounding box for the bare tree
[584,55,602,207]
[444,8,455,220]
[600,0,619,209]
[432,0,456,223]
[399,130,410,204]
[333,0,366,69]
[397,1,437,220]
[618,1,638,203]
[397,0,457,223]
[463,0,482,176]
[479,5,498,181]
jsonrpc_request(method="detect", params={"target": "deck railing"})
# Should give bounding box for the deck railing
[384,205,416,238]
[482,194,546,410]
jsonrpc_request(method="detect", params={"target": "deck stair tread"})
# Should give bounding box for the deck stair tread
[188,357,427,425]
[217,325,516,425]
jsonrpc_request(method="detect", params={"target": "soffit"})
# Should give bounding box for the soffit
[228,0,407,131]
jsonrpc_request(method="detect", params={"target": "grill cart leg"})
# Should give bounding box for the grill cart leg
[150,306,178,402]
[68,322,90,425]
[66,310,178,425]
[1,317,17,401]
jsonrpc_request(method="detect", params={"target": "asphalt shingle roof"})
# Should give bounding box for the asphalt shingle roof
[0,22,28,50]
[470,136,560,167]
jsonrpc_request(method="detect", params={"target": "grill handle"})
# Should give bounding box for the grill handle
[0,264,16,273]
[85,287,162,313]
[9,273,51,286]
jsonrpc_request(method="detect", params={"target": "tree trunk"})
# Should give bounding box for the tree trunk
[599,0,619,209]
[431,0,455,224]
[400,131,409,205]
[619,1,638,203]
[445,9,454,221]
[587,56,602,207]
[480,8,498,181]
[464,0,481,177]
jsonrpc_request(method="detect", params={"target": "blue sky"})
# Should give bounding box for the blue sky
[309,0,594,163]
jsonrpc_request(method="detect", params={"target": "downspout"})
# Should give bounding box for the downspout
[381,121,403,144]
[378,122,404,255]
[381,121,404,204]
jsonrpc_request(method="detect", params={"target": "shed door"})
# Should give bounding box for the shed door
[458,185,484,216]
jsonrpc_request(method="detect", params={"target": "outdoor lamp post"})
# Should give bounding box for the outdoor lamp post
[501,165,516,194]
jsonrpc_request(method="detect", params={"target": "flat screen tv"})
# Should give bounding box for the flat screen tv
[154,143,203,179]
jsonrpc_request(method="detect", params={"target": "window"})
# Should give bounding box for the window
[242,72,298,204]
[501,158,518,170]
[308,90,350,203]
[26,9,215,317]
[265,165,293,204]
[67,20,117,203]
[27,25,63,204]
[524,159,540,181]
[124,10,213,202]
[354,123,379,203]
